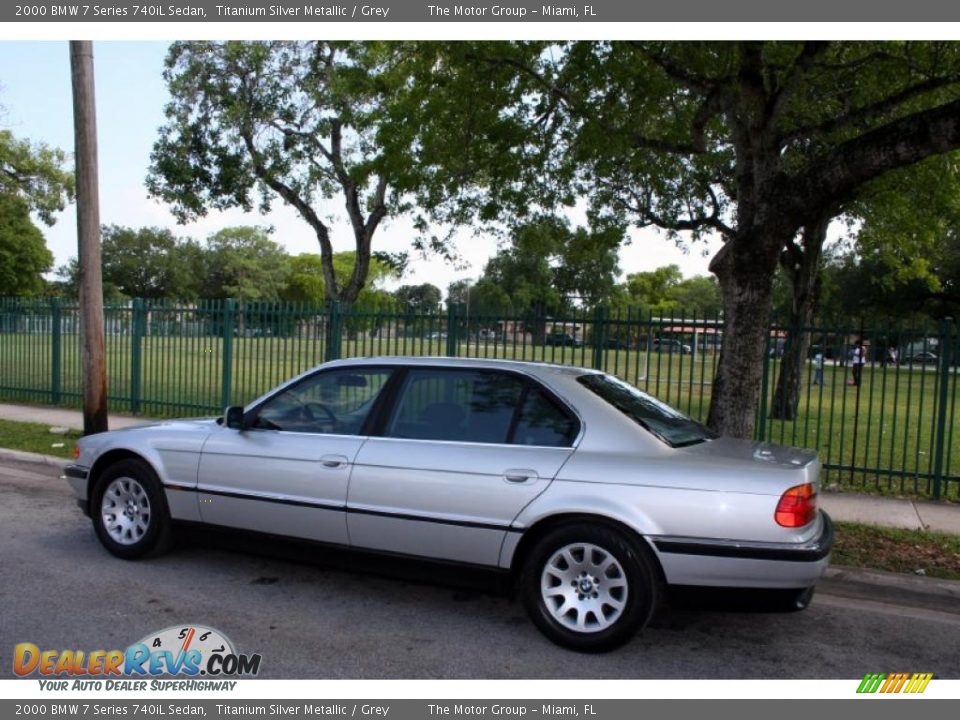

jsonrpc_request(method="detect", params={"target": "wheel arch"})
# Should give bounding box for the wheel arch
[85,448,158,515]
[507,512,666,588]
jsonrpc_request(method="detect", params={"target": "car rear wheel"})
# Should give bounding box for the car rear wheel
[91,458,172,559]
[520,523,660,652]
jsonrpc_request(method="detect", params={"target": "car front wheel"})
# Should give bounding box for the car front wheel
[91,458,172,559]
[520,523,660,652]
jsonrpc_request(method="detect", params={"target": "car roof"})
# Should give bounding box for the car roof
[323,356,598,378]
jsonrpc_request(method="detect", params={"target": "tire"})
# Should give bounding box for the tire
[91,458,173,559]
[520,523,660,652]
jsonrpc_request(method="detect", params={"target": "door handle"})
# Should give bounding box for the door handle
[320,454,349,468]
[504,469,538,483]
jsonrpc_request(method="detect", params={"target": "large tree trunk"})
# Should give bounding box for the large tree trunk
[707,232,781,438]
[770,216,828,420]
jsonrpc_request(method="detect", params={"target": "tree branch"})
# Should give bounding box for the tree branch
[781,75,960,144]
[626,42,716,92]
[789,97,960,223]
[768,42,830,121]
[613,181,734,237]
[470,49,706,157]
[240,128,338,297]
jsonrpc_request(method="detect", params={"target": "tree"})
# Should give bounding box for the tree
[409,41,960,437]
[202,226,289,301]
[100,226,202,299]
[282,251,399,306]
[669,275,723,317]
[148,41,412,304]
[609,265,721,320]
[0,128,73,225]
[55,226,205,300]
[0,123,72,297]
[0,195,53,295]
[394,283,442,313]
[771,153,960,419]
[619,265,683,314]
[480,218,621,314]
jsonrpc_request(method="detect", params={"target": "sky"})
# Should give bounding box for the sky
[0,40,722,296]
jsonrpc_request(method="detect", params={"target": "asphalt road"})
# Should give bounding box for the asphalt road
[2,458,958,679]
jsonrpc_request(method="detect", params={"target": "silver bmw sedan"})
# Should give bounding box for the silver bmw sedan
[64,357,832,652]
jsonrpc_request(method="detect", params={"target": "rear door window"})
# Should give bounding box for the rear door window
[385,369,525,443]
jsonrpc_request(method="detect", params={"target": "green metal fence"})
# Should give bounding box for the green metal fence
[1,297,957,498]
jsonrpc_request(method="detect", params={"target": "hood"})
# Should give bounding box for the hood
[110,417,220,432]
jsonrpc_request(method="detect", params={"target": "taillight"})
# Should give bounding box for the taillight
[73,445,80,460]
[775,483,817,527]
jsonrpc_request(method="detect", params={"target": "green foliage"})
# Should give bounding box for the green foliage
[667,275,723,317]
[0,195,53,296]
[394,283,442,313]
[202,226,290,301]
[282,251,399,307]
[0,126,70,297]
[471,218,622,316]
[405,41,960,434]
[848,153,960,303]
[814,232,960,324]
[611,265,722,317]
[99,226,202,300]
[0,129,73,226]
[148,41,413,302]
[282,254,328,305]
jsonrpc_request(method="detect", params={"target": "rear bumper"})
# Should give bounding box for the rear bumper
[653,511,834,589]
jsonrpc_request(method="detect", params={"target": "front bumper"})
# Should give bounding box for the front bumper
[652,511,834,589]
[62,464,90,516]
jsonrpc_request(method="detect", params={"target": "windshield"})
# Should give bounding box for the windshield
[578,374,715,448]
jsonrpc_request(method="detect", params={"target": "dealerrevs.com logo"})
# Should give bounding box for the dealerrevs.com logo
[14,625,261,690]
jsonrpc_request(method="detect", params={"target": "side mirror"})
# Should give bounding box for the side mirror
[225,406,247,430]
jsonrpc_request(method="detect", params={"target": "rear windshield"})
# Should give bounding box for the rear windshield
[578,374,715,448]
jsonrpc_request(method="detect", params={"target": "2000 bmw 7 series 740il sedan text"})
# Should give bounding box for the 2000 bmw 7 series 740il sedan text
[64,357,832,651]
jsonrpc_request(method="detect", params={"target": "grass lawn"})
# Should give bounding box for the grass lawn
[1,330,958,498]
[832,521,960,581]
[0,418,80,459]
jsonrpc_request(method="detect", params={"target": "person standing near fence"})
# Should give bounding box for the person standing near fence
[813,351,825,385]
[850,339,866,386]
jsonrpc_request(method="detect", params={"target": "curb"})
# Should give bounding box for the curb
[0,447,68,468]
[820,566,960,615]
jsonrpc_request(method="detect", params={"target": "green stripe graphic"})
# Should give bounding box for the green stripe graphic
[857,673,886,693]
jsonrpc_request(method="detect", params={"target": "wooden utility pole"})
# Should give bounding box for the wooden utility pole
[70,41,108,435]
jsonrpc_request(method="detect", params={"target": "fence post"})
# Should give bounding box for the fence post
[592,305,608,370]
[130,298,144,414]
[445,303,461,357]
[932,316,954,501]
[50,297,61,405]
[757,327,772,442]
[221,299,235,411]
[325,302,342,361]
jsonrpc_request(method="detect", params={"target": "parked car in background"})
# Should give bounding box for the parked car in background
[903,351,938,365]
[652,338,692,354]
[545,331,582,347]
[65,357,831,652]
[606,337,634,350]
